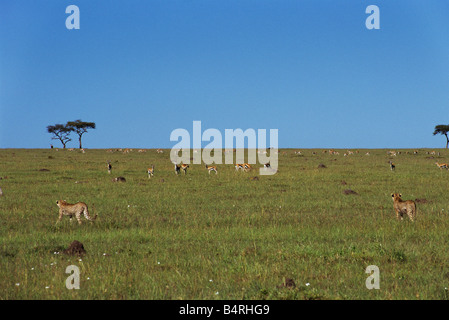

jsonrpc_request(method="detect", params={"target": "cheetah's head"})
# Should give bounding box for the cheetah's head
[391,193,402,201]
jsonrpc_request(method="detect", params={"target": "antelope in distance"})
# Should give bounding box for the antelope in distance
[147,165,154,178]
[181,164,189,175]
[263,162,271,169]
[435,162,449,170]
[205,164,218,175]
[107,162,112,174]
[387,151,397,157]
[235,164,245,171]
[243,163,252,171]
[389,161,395,171]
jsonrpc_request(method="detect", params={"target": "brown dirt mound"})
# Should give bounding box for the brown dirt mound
[343,189,358,195]
[250,176,259,181]
[112,177,126,182]
[39,168,50,172]
[63,240,86,256]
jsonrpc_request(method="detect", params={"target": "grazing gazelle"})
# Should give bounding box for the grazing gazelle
[264,162,271,169]
[389,161,395,171]
[147,165,154,178]
[205,164,217,175]
[235,164,245,171]
[107,162,112,174]
[435,162,449,170]
[181,164,189,175]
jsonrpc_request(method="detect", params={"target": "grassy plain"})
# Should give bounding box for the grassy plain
[1,148,449,300]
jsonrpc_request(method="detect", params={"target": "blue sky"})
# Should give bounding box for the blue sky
[1,0,448,149]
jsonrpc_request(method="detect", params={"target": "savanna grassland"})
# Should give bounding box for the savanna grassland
[1,148,449,300]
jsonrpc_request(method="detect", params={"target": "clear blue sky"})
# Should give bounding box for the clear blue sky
[1,0,448,149]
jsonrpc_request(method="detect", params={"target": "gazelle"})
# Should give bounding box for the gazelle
[205,164,217,175]
[181,164,189,175]
[235,164,245,171]
[389,161,395,171]
[148,165,154,178]
[107,162,112,174]
[435,162,449,170]
[264,162,271,169]
[243,163,252,171]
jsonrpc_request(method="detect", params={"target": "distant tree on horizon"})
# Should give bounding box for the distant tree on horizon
[66,120,96,149]
[433,125,449,149]
[47,124,72,149]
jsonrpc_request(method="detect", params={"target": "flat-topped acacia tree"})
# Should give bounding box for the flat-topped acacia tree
[433,125,449,149]
[47,124,72,149]
[66,120,96,149]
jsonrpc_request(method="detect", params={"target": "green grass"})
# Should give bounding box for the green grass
[1,148,449,300]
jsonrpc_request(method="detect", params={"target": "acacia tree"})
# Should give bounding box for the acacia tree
[66,120,96,149]
[433,125,449,149]
[47,124,73,148]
